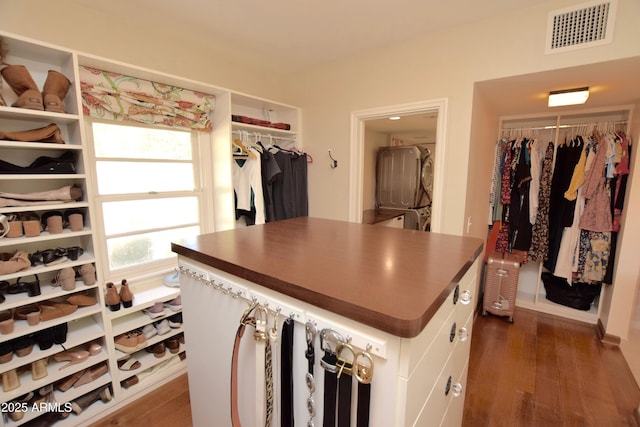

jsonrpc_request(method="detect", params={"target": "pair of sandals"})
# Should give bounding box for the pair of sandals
[30,246,84,267]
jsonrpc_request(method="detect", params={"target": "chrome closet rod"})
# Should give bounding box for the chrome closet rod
[232,129,297,142]
[500,119,628,132]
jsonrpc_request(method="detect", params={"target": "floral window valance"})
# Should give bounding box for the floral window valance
[79,66,215,131]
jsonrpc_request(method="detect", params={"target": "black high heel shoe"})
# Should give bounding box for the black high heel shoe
[7,275,41,297]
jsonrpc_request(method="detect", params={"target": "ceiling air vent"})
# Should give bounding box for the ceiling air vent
[546,0,617,54]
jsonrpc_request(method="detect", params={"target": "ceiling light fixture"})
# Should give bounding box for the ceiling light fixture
[389,116,401,120]
[548,86,589,107]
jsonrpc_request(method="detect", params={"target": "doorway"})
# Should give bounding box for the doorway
[348,99,448,232]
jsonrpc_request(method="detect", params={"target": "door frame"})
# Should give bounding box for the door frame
[348,98,448,232]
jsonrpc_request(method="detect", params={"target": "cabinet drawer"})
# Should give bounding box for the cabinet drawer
[413,312,472,426]
[399,283,460,377]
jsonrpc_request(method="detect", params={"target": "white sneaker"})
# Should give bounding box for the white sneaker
[155,319,171,335]
[142,323,157,339]
[166,296,182,312]
[144,302,166,319]
[163,271,180,287]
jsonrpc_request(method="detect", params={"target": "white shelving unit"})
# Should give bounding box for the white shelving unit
[1,30,302,425]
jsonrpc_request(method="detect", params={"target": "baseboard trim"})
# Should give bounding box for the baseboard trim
[597,318,622,346]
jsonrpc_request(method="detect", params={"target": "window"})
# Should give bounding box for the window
[88,121,203,278]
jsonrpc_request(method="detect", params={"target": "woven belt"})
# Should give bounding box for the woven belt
[305,321,317,426]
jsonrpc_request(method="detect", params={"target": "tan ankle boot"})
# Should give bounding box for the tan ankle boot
[42,70,70,113]
[119,280,134,308]
[105,282,121,311]
[0,65,44,111]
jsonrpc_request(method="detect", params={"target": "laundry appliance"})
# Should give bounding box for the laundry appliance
[375,145,433,231]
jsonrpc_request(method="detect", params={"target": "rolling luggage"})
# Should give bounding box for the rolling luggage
[482,251,520,323]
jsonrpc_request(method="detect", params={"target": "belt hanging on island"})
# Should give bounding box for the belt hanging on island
[305,321,317,426]
[231,300,259,427]
[336,342,355,427]
[253,306,272,427]
[353,348,374,427]
[320,329,344,427]
[280,318,295,427]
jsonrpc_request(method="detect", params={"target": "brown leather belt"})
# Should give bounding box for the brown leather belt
[231,300,259,427]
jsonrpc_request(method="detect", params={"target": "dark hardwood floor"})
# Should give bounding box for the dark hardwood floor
[464,307,640,427]
[90,307,640,426]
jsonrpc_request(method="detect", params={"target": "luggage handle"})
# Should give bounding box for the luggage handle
[496,268,509,277]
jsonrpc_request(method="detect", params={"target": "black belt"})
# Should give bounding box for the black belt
[321,349,338,426]
[328,340,374,427]
[280,318,294,427]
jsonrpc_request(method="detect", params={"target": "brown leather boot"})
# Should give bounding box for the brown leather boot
[105,282,121,311]
[0,65,44,111]
[42,70,70,113]
[0,123,65,144]
[119,279,134,308]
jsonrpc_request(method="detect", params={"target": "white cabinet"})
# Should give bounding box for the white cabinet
[176,254,479,426]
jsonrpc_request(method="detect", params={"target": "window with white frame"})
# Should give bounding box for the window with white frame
[87,121,203,278]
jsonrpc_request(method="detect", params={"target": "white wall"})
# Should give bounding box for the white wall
[283,0,640,234]
[0,0,285,101]
[281,0,640,344]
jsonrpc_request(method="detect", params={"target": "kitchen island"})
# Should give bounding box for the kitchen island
[172,217,483,426]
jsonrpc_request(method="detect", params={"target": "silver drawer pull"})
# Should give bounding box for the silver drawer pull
[458,327,469,342]
[460,290,472,305]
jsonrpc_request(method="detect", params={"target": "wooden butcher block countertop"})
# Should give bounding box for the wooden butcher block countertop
[171,217,483,338]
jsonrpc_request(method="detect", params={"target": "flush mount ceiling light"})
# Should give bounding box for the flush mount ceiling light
[548,87,590,107]
[389,116,401,120]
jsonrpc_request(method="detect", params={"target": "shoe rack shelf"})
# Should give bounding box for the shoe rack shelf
[0,32,111,427]
[118,353,185,400]
[0,316,103,377]
[107,286,180,324]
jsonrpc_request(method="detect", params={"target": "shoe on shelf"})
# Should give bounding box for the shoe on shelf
[121,375,139,389]
[74,362,108,388]
[119,279,134,308]
[70,384,112,415]
[142,323,157,340]
[155,319,171,336]
[118,355,141,371]
[51,267,76,291]
[38,300,77,322]
[53,349,90,370]
[163,271,180,287]
[1,369,19,392]
[146,342,166,358]
[165,336,180,354]
[0,250,31,275]
[31,358,48,380]
[130,329,147,350]
[144,302,165,319]
[55,369,85,392]
[114,333,139,354]
[166,295,182,312]
[77,263,96,286]
[105,282,121,311]
[168,312,183,329]
[66,292,97,307]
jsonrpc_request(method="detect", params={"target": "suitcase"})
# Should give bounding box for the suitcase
[482,251,520,323]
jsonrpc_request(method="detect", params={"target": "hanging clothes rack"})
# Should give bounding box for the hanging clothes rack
[232,129,297,143]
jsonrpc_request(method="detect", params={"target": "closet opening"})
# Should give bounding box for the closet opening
[348,99,448,233]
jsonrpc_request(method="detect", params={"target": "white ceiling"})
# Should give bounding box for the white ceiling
[72,0,544,75]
